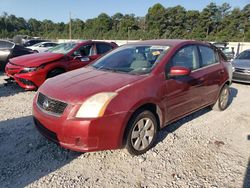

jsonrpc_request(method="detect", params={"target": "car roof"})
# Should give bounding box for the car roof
[126,39,207,47]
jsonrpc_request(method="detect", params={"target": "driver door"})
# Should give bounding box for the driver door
[163,45,206,123]
[67,44,95,71]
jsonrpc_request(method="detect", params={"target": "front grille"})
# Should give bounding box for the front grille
[233,72,250,82]
[234,68,250,74]
[18,78,35,86]
[37,92,68,116]
[33,117,59,143]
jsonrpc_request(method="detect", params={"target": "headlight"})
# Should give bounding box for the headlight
[232,66,235,72]
[75,92,118,118]
[20,65,44,73]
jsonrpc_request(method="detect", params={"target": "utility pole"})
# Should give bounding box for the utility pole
[69,12,72,40]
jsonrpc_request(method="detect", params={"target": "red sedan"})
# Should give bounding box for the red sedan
[5,40,117,90]
[33,40,230,155]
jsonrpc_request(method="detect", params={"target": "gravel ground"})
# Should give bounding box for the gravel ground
[0,72,249,188]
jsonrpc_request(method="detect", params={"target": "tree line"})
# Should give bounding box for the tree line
[0,2,249,42]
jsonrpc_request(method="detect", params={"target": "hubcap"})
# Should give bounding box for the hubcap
[131,118,155,151]
[220,88,229,109]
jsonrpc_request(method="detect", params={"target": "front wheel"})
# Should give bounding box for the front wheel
[212,84,229,111]
[125,110,158,155]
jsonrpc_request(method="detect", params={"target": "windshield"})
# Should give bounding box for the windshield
[91,45,170,75]
[46,43,77,54]
[236,50,250,60]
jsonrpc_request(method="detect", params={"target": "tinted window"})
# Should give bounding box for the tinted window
[44,43,53,47]
[96,43,112,54]
[170,45,199,70]
[236,50,250,60]
[199,46,217,67]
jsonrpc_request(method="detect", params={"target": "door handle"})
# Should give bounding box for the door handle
[198,77,205,85]
[218,70,225,75]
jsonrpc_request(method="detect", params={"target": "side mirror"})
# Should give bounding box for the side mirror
[168,66,191,78]
[73,56,90,62]
[73,51,80,56]
[80,57,90,62]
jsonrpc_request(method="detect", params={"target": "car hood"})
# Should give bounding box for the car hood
[39,67,145,104]
[232,59,250,69]
[9,52,64,67]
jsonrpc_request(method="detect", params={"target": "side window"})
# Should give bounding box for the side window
[96,43,112,54]
[73,45,92,57]
[170,45,199,70]
[199,46,217,67]
[44,43,52,47]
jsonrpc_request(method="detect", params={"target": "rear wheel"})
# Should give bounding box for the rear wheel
[125,110,158,155]
[47,69,65,79]
[212,84,229,111]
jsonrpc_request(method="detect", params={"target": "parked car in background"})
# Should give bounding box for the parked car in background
[5,40,118,90]
[33,40,230,155]
[232,49,250,83]
[213,42,235,61]
[0,40,34,71]
[23,39,48,47]
[27,42,58,53]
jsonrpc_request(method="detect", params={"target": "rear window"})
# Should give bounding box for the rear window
[0,40,15,49]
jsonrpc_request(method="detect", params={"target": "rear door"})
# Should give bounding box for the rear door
[164,45,205,122]
[197,45,225,105]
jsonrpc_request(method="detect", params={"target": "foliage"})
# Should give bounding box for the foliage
[0,3,249,42]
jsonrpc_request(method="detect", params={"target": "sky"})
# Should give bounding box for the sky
[0,0,249,23]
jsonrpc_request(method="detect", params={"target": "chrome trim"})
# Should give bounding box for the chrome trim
[36,92,68,117]
[192,62,220,73]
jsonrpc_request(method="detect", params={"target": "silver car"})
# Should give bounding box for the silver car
[232,49,250,83]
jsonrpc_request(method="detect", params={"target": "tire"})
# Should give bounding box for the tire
[47,69,65,79]
[0,61,3,71]
[125,110,158,155]
[211,84,229,111]
[0,61,7,71]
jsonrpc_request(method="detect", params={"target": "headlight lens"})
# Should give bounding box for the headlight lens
[20,67,37,73]
[75,92,118,118]
[20,65,45,74]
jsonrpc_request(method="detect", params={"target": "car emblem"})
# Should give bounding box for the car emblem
[42,99,50,110]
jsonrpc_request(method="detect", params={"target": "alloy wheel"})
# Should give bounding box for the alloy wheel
[130,118,155,151]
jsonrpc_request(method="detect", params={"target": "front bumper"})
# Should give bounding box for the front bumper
[33,98,129,152]
[232,71,250,84]
[5,63,46,90]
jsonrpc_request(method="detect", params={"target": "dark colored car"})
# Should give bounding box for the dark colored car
[5,40,117,90]
[0,40,34,71]
[23,39,48,47]
[33,39,230,155]
[232,49,250,83]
